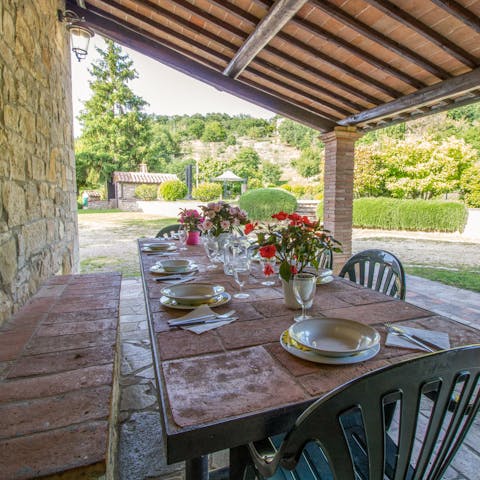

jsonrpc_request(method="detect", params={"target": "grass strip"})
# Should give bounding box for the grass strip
[405,266,480,293]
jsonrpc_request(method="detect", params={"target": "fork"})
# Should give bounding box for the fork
[384,323,435,352]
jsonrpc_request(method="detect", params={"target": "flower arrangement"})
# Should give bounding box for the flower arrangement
[245,212,341,282]
[178,208,202,231]
[199,201,248,237]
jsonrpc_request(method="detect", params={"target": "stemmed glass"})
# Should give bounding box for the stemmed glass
[232,261,251,299]
[292,272,317,322]
[177,226,188,251]
[202,234,220,270]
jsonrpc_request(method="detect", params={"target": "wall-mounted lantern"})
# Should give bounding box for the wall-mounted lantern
[58,9,94,62]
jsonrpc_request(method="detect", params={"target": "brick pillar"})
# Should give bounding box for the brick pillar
[321,127,362,273]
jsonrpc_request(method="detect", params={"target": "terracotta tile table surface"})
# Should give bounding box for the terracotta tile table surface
[139,239,480,477]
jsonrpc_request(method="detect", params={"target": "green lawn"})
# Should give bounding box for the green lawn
[405,266,480,293]
[78,208,122,214]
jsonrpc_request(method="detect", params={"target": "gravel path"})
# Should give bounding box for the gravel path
[78,212,480,275]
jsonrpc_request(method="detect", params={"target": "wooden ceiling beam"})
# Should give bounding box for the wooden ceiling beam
[431,0,480,34]
[364,0,478,68]
[310,0,451,80]
[247,66,355,116]
[224,0,308,78]
[208,0,402,98]
[66,1,337,132]
[339,67,480,126]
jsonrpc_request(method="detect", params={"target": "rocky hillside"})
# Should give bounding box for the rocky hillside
[182,137,306,184]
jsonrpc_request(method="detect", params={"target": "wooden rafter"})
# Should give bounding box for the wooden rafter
[67,1,336,131]
[209,0,402,98]
[224,0,308,78]
[340,68,480,126]
[310,0,451,80]
[364,0,478,68]
[223,0,307,78]
[431,0,480,34]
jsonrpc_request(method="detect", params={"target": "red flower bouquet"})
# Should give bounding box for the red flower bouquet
[246,212,341,282]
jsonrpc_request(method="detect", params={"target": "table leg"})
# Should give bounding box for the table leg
[186,456,209,480]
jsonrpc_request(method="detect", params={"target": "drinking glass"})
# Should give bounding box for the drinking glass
[202,234,220,270]
[232,261,251,299]
[292,272,317,322]
[177,226,188,251]
[260,257,276,286]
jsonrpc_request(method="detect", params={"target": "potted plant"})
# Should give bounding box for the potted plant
[178,208,202,245]
[198,201,248,238]
[245,212,341,308]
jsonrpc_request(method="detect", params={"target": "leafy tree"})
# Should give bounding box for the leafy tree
[148,122,180,170]
[278,119,320,150]
[292,146,323,178]
[261,161,282,185]
[197,156,227,183]
[447,103,480,123]
[76,41,151,186]
[201,121,227,142]
[230,147,261,180]
[354,137,475,199]
[460,164,480,207]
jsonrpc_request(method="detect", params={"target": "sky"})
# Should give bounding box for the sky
[70,36,275,137]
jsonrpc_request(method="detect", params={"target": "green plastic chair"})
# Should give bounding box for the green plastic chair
[339,249,406,299]
[234,345,480,480]
[155,224,181,238]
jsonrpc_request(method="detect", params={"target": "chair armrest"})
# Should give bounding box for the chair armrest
[247,438,281,478]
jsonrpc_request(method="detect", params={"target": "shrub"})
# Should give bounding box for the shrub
[247,178,263,190]
[353,198,468,232]
[239,188,297,221]
[158,180,187,201]
[134,184,158,200]
[192,182,222,201]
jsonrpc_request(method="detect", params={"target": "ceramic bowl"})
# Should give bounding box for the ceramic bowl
[160,283,225,306]
[159,259,192,272]
[289,318,380,357]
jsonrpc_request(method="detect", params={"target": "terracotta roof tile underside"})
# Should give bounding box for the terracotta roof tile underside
[67,0,480,132]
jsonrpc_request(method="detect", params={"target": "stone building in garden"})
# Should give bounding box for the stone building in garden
[111,164,178,209]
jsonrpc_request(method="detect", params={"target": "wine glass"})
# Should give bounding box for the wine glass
[202,234,220,270]
[232,261,251,299]
[177,226,188,250]
[292,272,317,322]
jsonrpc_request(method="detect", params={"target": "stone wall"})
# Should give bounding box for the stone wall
[0,0,78,324]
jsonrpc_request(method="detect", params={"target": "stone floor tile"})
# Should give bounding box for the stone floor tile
[117,412,184,480]
[120,383,157,412]
[121,341,154,376]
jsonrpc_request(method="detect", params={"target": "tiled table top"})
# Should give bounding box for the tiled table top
[139,240,480,463]
[0,272,121,480]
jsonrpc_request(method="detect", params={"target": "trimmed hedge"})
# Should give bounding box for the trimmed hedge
[158,180,187,201]
[316,197,468,232]
[134,184,158,200]
[239,188,297,221]
[192,182,222,201]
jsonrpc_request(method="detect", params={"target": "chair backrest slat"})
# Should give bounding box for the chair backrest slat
[339,249,406,300]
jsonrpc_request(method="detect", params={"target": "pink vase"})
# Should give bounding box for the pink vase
[186,230,201,245]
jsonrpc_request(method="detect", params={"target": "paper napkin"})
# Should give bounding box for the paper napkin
[175,304,236,335]
[385,325,450,351]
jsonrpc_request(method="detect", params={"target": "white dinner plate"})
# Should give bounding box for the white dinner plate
[142,245,177,253]
[149,263,198,275]
[289,318,380,357]
[280,330,380,365]
[317,275,333,285]
[160,292,231,310]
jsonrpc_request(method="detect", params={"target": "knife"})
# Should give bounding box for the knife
[169,316,238,327]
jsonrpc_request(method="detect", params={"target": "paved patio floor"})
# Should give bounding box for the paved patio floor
[116,276,480,480]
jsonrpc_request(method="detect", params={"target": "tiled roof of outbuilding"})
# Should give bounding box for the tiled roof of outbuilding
[112,172,178,184]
